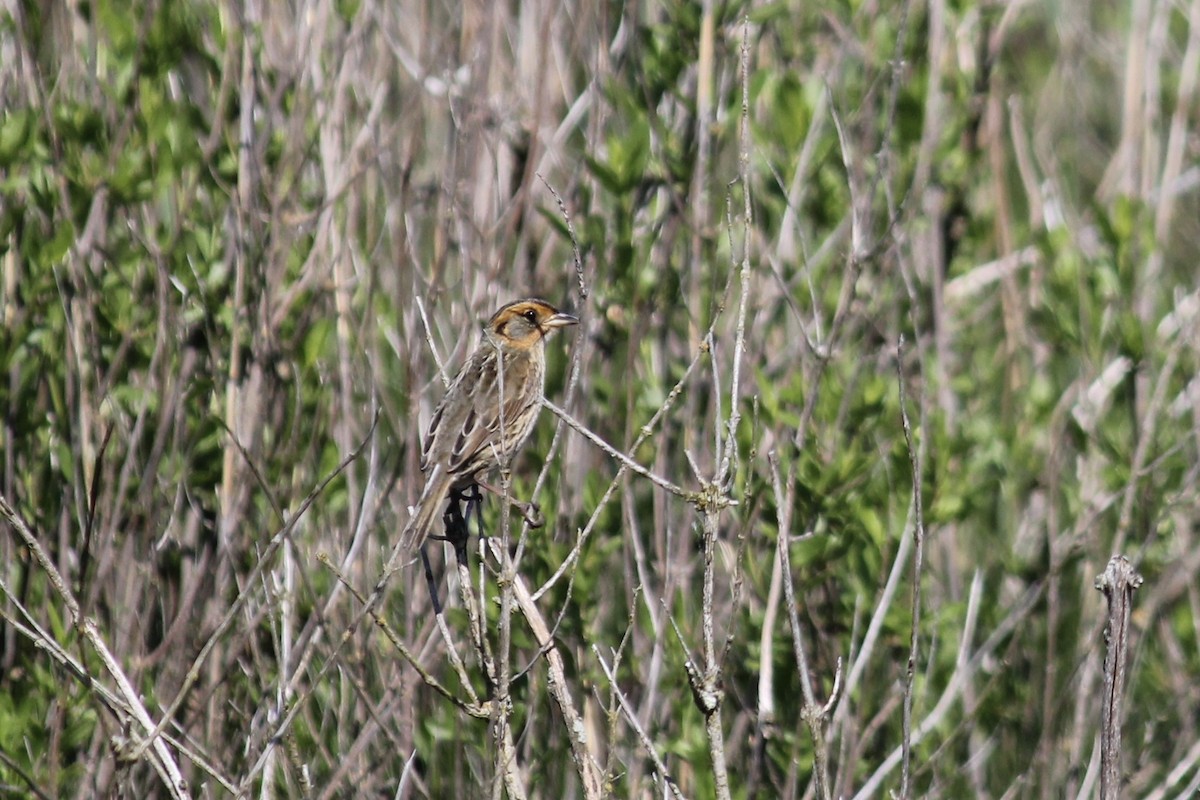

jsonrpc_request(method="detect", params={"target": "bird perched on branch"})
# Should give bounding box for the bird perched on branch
[400,298,578,550]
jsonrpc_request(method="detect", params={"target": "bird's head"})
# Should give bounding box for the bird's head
[487,299,578,348]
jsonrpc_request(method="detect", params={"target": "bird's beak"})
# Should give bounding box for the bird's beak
[544,312,579,329]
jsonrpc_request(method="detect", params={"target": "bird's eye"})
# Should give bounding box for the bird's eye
[523,309,538,322]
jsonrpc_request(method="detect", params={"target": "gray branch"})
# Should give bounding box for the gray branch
[1095,555,1144,800]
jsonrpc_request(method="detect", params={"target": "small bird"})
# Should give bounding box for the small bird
[401,298,578,550]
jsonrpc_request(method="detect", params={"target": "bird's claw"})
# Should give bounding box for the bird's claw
[520,501,544,528]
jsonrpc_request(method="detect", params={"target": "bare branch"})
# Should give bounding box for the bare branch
[1096,556,1144,800]
[593,646,686,800]
[542,398,689,498]
[897,335,928,800]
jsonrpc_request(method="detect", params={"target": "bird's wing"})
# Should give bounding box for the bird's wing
[419,346,489,472]
[444,353,541,476]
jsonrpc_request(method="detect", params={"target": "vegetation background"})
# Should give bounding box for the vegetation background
[1,0,1199,797]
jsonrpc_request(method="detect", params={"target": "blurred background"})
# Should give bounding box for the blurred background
[1,0,1199,797]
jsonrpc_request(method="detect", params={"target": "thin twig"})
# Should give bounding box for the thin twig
[536,174,588,302]
[317,553,489,717]
[541,398,689,497]
[768,452,834,800]
[686,20,755,800]
[897,335,927,799]
[719,12,755,490]
[415,295,450,387]
[593,646,686,800]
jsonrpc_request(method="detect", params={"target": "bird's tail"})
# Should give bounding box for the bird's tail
[400,464,453,550]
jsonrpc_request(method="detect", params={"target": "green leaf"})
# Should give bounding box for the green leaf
[772,73,810,152]
[39,221,76,265]
[584,154,624,195]
[1117,311,1144,361]
[0,109,34,166]
[304,318,334,368]
[587,111,651,195]
[607,113,650,191]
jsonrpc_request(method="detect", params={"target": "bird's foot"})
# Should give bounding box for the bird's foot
[516,500,544,528]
